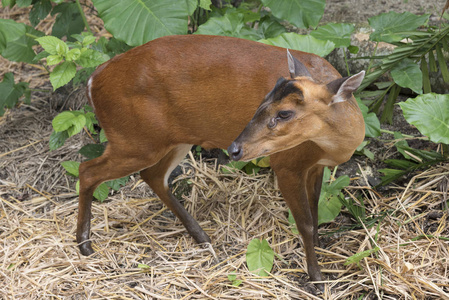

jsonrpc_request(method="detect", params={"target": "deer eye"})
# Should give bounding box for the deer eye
[277,110,294,120]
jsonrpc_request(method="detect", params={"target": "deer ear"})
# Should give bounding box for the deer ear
[328,71,365,105]
[287,49,312,79]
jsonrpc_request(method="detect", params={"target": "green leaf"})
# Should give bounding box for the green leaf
[390,58,422,94]
[2,0,16,8]
[369,12,429,43]
[77,48,109,68]
[195,13,259,40]
[259,32,335,57]
[356,98,381,138]
[348,45,359,54]
[106,176,129,191]
[66,48,81,61]
[344,247,379,269]
[92,0,196,46]
[222,161,248,173]
[82,35,96,47]
[379,168,405,184]
[246,239,274,277]
[0,72,29,116]
[49,130,69,150]
[257,16,287,39]
[421,56,431,94]
[384,159,417,170]
[355,141,375,160]
[318,168,349,225]
[138,263,150,269]
[311,23,354,48]
[393,131,411,160]
[51,3,84,39]
[0,20,41,63]
[16,0,31,6]
[198,0,212,11]
[29,0,52,27]
[436,44,449,83]
[0,19,25,52]
[78,144,105,160]
[36,35,68,56]
[231,279,242,287]
[261,0,325,29]
[61,161,80,177]
[50,61,76,90]
[287,209,299,234]
[93,183,109,202]
[399,93,449,144]
[99,128,108,143]
[46,54,63,65]
[52,111,86,136]
[364,112,381,138]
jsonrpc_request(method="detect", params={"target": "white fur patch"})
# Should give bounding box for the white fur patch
[87,77,95,111]
[163,144,193,189]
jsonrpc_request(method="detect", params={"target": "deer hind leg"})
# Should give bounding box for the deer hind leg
[139,144,211,244]
[77,145,168,256]
[306,165,324,247]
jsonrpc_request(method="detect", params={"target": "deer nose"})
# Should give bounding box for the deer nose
[228,142,243,161]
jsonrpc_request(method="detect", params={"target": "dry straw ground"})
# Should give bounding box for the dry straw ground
[1,3,449,300]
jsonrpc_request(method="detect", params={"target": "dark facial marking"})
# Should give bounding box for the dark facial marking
[265,78,303,104]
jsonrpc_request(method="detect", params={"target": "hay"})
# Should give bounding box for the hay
[1,3,448,299]
[1,100,448,298]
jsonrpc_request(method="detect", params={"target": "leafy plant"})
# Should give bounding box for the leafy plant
[227,272,243,287]
[288,167,351,234]
[357,11,449,124]
[36,33,109,90]
[379,131,445,185]
[246,239,274,277]
[222,153,270,175]
[399,93,449,144]
[0,73,30,115]
[318,167,350,225]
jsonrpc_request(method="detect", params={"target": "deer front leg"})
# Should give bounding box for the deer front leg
[275,168,323,286]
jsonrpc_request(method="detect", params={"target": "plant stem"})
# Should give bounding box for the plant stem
[380,129,415,138]
[25,32,40,40]
[76,0,92,34]
[366,42,379,76]
[342,47,350,76]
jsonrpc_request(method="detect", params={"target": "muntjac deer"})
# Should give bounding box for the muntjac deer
[78,34,365,289]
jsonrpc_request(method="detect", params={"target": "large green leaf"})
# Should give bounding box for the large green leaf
[318,167,349,225]
[399,93,449,144]
[195,13,252,39]
[0,19,25,52]
[310,23,354,48]
[261,0,325,29]
[259,32,335,57]
[51,3,84,40]
[0,19,41,63]
[390,58,422,94]
[257,15,287,39]
[0,72,29,116]
[246,239,274,277]
[29,0,52,27]
[369,12,430,43]
[92,0,197,46]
